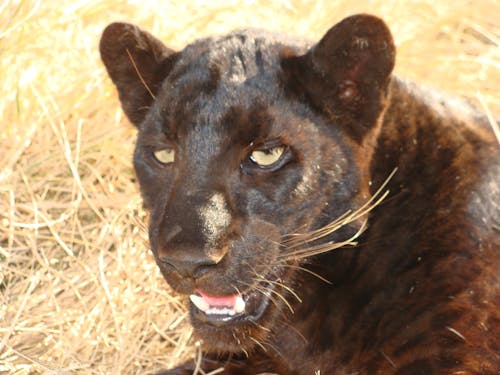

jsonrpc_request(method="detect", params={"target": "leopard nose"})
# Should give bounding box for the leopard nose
[158,251,219,279]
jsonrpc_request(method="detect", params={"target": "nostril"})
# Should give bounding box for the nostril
[157,251,219,279]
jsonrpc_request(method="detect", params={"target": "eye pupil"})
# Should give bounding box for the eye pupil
[153,148,175,165]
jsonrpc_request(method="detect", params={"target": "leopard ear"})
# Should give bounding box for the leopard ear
[282,14,395,142]
[100,22,177,127]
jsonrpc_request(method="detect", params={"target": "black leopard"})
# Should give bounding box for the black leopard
[100,14,499,374]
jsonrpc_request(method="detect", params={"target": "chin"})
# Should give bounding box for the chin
[189,298,282,353]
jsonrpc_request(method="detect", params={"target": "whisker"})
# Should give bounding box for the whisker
[253,276,302,303]
[257,337,286,359]
[280,219,367,261]
[250,320,272,333]
[232,332,242,346]
[240,259,274,285]
[283,209,354,247]
[283,219,366,257]
[283,213,350,249]
[284,168,396,248]
[259,285,294,314]
[280,168,396,257]
[238,280,282,310]
[231,334,250,358]
[244,280,294,314]
[268,263,333,285]
[248,336,268,352]
[241,347,249,358]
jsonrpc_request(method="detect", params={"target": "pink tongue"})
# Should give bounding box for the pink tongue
[197,289,238,307]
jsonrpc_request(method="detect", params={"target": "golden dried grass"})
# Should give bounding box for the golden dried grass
[0,0,498,374]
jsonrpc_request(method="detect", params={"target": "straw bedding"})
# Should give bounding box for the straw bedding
[0,0,498,374]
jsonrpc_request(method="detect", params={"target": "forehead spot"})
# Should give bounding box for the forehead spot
[229,54,247,83]
[199,193,231,248]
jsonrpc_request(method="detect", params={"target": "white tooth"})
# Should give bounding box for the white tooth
[206,307,236,316]
[234,295,245,314]
[190,294,209,312]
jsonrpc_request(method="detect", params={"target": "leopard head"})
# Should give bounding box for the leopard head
[100,14,395,352]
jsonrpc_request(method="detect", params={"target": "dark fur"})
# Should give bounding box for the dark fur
[100,14,499,374]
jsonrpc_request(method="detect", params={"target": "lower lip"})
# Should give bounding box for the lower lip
[191,305,245,327]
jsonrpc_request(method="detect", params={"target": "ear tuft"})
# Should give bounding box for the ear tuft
[100,22,177,127]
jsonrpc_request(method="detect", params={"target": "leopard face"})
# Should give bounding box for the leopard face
[100,16,395,352]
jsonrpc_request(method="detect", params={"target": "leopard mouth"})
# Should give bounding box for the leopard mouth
[189,285,273,327]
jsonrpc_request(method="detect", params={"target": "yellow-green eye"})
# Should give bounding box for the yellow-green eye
[250,146,286,167]
[152,148,175,165]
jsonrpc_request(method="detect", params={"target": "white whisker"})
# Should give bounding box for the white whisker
[280,168,396,260]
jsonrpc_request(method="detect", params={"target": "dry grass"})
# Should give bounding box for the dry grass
[0,0,498,374]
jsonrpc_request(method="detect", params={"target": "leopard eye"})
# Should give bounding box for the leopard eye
[250,146,286,167]
[152,148,175,165]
